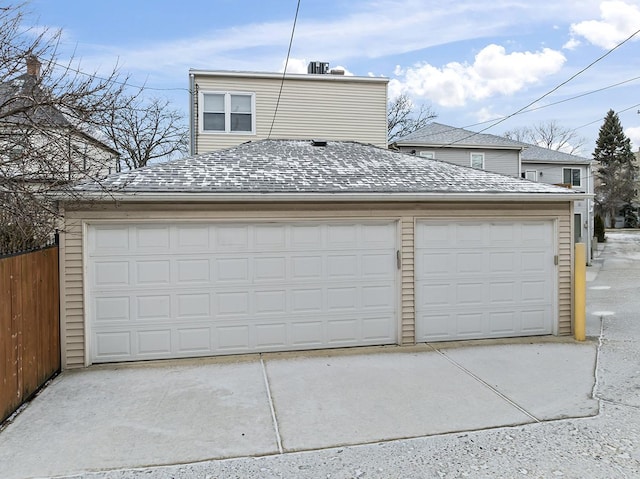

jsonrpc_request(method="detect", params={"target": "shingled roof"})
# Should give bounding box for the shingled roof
[520,143,592,164]
[393,122,525,149]
[65,139,584,199]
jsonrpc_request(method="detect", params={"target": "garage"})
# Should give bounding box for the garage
[57,139,583,368]
[415,219,556,342]
[87,221,398,362]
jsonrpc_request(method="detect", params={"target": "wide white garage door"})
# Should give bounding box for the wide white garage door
[415,220,555,342]
[87,221,398,363]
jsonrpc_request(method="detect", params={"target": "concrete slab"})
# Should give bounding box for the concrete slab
[440,343,599,420]
[264,351,534,451]
[0,361,278,479]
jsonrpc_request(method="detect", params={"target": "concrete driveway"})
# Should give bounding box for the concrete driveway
[0,338,597,479]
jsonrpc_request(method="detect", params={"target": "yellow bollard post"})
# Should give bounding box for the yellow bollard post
[574,243,586,341]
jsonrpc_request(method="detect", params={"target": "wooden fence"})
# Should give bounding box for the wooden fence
[1,246,60,424]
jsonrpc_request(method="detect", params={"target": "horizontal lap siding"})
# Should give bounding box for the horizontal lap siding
[61,218,84,369]
[61,201,573,368]
[194,76,388,152]
[401,217,415,345]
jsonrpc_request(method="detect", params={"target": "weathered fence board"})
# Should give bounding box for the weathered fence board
[1,246,60,424]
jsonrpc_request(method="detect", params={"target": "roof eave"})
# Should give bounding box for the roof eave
[394,141,523,151]
[55,191,590,203]
[189,69,389,83]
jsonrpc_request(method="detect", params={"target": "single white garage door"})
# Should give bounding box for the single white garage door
[87,221,398,363]
[415,220,555,342]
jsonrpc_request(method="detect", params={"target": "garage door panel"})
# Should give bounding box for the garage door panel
[177,259,210,283]
[93,261,129,287]
[94,297,130,322]
[416,220,554,342]
[255,323,288,348]
[136,226,170,250]
[216,258,249,282]
[490,311,517,334]
[95,331,131,358]
[457,312,483,335]
[137,295,171,320]
[489,252,515,272]
[178,328,211,352]
[176,225,210,249]
[137,330,171,355]
[88,221,397,363]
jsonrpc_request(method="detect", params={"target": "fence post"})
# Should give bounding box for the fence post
[574,243,586,341]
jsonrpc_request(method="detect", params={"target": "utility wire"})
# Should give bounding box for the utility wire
[268,0,301,139]
[443,27,640,146]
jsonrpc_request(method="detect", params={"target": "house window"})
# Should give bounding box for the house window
[524,170,537,181]
[419,151,435,159]
[563,168,581,187]
[200,92,255,134]
[470,153,484,169]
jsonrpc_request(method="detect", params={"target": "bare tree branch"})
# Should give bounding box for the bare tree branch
[503,120,587,155]
[388,93,437,143]
[97,96,189,170]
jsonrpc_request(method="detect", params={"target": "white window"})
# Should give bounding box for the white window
[524,170,537,181]
[470,153,484,169]
[419,151,435,159]
[563,168,581,187]
[200,92,255,134]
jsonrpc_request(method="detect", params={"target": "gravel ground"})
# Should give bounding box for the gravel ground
[57,232,640,479]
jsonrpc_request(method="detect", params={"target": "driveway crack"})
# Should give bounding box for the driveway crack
[260,356,284,454]
[427,344,541,423]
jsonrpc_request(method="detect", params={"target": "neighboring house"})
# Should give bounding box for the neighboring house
[393,122,595,263]
[392,122,525,177]
[520,144,594,262]
[55,139,585,369]
[0,56,120,189]
[188,63,388,154]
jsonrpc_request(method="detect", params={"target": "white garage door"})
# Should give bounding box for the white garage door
[87,221,398,363]
[415,220,555,342]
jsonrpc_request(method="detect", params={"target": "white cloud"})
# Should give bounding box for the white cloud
[282,58,308,74]
[389,44,566,107]
[562,37,581,50]
[474,107,503,123]
[626,126,640,151]
[569,1,640,49]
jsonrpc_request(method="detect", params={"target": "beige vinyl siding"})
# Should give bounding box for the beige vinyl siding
[397,146,520,177]
[400,217,415,345]
[559,208,573,335]
[193,75,388,152]
[61,201,573,368]
[60,217,85,368]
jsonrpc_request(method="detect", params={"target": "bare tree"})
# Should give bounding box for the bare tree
[99,96,188,170]
[503,120,587,155]
[388,93,437,143]
[0,3,136,252]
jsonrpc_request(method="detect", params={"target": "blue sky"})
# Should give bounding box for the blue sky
[26,0,640,154]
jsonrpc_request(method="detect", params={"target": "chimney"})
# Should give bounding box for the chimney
[26,54,41,79]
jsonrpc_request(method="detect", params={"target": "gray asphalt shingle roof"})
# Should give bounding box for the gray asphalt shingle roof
[520,143,592,164]
[70,139,579,197]
[394,122,525,149]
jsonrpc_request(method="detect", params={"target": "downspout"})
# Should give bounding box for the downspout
[189,73,196,156]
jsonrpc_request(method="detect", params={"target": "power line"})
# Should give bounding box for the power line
[268,0,301,139]
[445,27,640,146]
[46,58,190,93]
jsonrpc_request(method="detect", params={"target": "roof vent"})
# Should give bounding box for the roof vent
[307,61,329,74]
[329,68,345,75]
[311,139,327,147]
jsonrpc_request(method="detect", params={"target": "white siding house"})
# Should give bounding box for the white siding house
[189,67,389,154]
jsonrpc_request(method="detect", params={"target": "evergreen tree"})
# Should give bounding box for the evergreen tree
[594,110,637,228]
